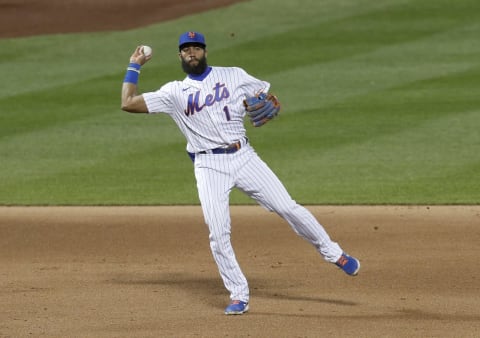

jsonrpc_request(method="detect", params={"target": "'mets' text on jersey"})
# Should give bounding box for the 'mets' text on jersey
[184,82,229,116]
[142,66,270,153]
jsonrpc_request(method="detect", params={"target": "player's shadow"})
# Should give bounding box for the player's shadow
[110,271,358,309]
[110,271,229,308]
[256,292,357,306]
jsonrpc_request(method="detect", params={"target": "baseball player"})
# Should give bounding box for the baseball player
[121,31,360,315]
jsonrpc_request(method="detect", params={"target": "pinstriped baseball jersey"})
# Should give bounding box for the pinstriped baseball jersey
[143,66,269,153]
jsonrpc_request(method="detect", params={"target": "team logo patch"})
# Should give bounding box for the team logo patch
[188,32,196,39]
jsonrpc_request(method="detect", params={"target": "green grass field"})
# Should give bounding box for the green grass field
[1,0,479,205]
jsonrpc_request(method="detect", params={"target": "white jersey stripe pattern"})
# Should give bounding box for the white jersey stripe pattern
[144,67,268,153]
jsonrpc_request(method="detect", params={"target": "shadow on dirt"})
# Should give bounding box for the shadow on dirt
[109,271,359,308]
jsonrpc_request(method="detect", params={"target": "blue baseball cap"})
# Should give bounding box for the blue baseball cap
[178,31,206,50]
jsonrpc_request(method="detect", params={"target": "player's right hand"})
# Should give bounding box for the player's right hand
[129,46,152,66]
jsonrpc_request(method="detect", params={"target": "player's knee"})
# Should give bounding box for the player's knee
[208,229,231,249]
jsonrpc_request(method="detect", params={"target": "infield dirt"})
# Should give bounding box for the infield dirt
[1,1,480,337]
[1,205,480,337]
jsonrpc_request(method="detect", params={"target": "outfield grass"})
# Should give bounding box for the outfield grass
[0,0,479,205]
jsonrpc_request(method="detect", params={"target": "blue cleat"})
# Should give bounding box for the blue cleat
[225,300,249,315]
[335,253,360,276]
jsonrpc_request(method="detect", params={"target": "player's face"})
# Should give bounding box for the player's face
[179,45,208,75]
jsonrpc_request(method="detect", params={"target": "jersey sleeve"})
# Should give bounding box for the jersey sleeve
[142,82,176,115]
[236,67,271,95]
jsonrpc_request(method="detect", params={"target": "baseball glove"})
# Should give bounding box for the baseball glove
[243,92,281,127]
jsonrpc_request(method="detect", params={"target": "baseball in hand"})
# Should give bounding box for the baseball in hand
[142,45,152,57]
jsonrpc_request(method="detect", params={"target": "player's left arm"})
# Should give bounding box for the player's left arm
[237,68,280,127]
[121,46,152,114]
[243,92,281,127]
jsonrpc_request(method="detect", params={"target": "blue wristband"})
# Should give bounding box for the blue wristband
[124,70,139,84]
[123,63,141,84]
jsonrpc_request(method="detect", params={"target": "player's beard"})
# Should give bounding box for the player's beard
[181,55,208,76]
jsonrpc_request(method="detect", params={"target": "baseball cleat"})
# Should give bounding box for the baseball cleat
[335,253,360,276]
[225,300,249,315]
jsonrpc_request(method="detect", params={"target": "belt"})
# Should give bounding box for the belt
[187,138,248,162]
[198,140,242,154]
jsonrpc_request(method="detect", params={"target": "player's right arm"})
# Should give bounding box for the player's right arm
[121,46,152,114]
[121,82,148,113]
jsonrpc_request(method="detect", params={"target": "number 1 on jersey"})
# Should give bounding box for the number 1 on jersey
[223,106,231,121]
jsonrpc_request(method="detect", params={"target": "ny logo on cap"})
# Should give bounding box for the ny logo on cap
[188,32,196,38]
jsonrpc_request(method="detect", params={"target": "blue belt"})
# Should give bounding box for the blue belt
[187,138,247,162]
[198,140,242,154]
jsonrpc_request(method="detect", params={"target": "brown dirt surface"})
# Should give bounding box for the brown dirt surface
[1,205,480,337]
[2,1,480,337]
[0,0,247,38]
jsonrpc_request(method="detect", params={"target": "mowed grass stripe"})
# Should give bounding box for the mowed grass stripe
[270,19,480,111]
[0,66,183,139]
[218,0,477,75]
[0,111,194,204]
[0,111,184,179]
